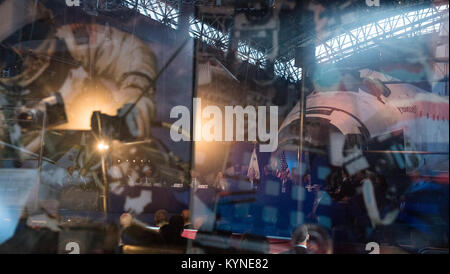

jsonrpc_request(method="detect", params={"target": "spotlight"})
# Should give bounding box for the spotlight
[97,141,110,151]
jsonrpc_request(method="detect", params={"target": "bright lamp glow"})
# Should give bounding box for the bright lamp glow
[97,141,109,151]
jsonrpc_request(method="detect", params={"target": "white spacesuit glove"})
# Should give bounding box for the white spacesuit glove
[118,96,156,139]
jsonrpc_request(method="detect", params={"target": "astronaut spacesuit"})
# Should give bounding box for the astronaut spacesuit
[0,0,157,160]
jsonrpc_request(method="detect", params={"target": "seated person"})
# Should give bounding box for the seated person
[154,209,169,227]
[139,165,155,186]
[120,213,164,247]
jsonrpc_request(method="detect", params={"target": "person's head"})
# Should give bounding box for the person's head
[154,209,168,227]
[248,168,256,180]
[303,173,311,184]
[181,209,190,224]
[142,165,153,177]
[67,166,74,176]
[291,225,309,247]
[216,171,223,180]
[305,224,333,254]
[120,213,132,228]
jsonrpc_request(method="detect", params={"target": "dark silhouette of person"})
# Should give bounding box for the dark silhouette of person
[160,215,187,247]
[282,225,310,254]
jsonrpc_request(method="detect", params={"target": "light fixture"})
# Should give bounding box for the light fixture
[97,141,110,151]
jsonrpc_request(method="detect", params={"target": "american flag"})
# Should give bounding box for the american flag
[276,151,290,184]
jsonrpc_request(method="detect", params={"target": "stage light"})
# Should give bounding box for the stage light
[97,141,109,151]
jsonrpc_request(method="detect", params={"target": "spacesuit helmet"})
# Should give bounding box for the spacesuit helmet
[0,0,56,89]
